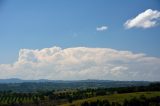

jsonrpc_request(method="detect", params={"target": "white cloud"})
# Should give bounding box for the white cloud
[0,46,160,81]
[124,9,160,29]
[96,26,108,31]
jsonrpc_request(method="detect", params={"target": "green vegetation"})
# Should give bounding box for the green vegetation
[0,80,149,92]
[0,91,40,106]
[0,82,159,106]
[61,91,160,106]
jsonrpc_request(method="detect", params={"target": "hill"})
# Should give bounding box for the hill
[0,79,150,92]
[61,91,160,106]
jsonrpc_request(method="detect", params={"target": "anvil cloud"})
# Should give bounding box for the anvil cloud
[0,46,160,81]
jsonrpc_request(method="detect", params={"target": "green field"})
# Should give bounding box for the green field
[0,95,39,105]
[61,91,160,106]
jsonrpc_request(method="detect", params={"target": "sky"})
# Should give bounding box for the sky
[0,0,160,80]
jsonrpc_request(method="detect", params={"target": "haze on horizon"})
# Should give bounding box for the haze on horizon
[0,0,160,81]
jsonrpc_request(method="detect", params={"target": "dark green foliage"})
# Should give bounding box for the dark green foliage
[0,83,159,106]
[80,96,160,106]
[122,96,160,106]
[68,97,73,103]
[81,99,111,106]
[0,80,150,93]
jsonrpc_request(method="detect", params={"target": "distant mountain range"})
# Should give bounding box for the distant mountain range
[0,78,150,83]
[0,78,153,92]
[0,78,114,83]
[0,78,53,83]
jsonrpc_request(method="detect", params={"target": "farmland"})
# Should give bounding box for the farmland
[0,82,159,106]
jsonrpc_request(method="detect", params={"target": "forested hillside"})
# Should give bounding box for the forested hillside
[0,83,159,106]
[0,80,149,92]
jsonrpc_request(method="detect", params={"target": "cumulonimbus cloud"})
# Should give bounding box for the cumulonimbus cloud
[124,9,160,29]
[0,46,160,81]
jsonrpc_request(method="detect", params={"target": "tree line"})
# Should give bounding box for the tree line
[80,95,160,106]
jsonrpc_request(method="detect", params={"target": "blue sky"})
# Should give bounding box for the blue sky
[0,0,160,63]
[0,0,160,80]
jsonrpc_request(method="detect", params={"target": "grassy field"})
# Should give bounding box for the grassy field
[61,91,160,106]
